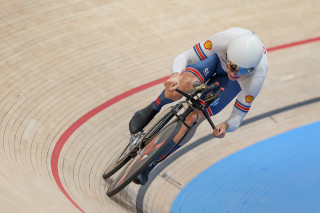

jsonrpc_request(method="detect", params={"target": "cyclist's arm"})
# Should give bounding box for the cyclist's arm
[226,75,265,132]
[171,27,253,74]
[167,39,216,91]
[171,33,227,74]
[226,51,268,132]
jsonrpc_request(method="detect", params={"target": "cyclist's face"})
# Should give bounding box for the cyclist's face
[225,54,255,81]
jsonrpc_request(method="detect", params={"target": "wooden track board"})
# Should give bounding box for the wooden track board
[0,0,319,212]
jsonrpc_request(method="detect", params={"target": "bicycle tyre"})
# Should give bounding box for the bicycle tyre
[107,120,182,197]
[102,144,133,179]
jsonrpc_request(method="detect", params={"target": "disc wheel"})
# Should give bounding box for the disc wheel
[107,121,182,197]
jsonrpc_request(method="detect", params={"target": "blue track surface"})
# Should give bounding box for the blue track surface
[171,121,320,213]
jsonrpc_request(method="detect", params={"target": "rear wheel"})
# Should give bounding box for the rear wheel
[107,121,182,197]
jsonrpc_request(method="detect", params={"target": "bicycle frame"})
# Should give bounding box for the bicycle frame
[105,81,223,195]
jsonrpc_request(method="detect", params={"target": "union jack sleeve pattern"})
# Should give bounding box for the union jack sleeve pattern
[184,67,204,84]
[193,43,208,61]
[234,99,251,113]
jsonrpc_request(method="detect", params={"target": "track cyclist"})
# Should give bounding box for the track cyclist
[129,27,268,185]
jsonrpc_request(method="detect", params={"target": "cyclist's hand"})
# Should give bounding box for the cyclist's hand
[164,73,180,92]
[213,122,229,138]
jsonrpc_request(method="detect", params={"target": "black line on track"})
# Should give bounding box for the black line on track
[135,96,320,213]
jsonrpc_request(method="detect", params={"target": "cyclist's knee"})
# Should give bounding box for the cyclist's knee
[189,110,206,125]
[186,110,205,127]
[186,111,198,126]
[174,111,204,143]
[178,111,203,137]
[165,73,199,101]
[179,73,199,92]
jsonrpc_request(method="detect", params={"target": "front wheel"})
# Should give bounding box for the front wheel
[107,121,182,197]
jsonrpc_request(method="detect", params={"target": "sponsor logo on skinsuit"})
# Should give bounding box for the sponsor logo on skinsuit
[245,95,254,103]
[204,40,212,50]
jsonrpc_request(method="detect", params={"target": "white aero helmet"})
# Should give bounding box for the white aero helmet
[226,33,263,75]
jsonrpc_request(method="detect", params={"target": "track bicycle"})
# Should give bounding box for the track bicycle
[103,80,224,197]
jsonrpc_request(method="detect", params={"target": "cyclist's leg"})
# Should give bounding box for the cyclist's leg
[133,111,204,185]
[133,139,181,185]
[172,109,204,143]
[132,76,202,185]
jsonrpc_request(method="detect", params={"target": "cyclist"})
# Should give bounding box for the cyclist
[130,27,268,185]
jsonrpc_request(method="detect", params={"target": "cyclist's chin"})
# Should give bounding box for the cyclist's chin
[227,72,239,81]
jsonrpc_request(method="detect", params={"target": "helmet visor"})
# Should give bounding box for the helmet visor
[226,55,255,76]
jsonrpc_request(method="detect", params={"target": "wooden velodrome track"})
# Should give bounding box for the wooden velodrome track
[1,0,319,212]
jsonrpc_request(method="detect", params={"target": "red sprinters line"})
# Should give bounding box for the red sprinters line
[51,36,320,213]
[51,76,169,213]
[267,37,320,52]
